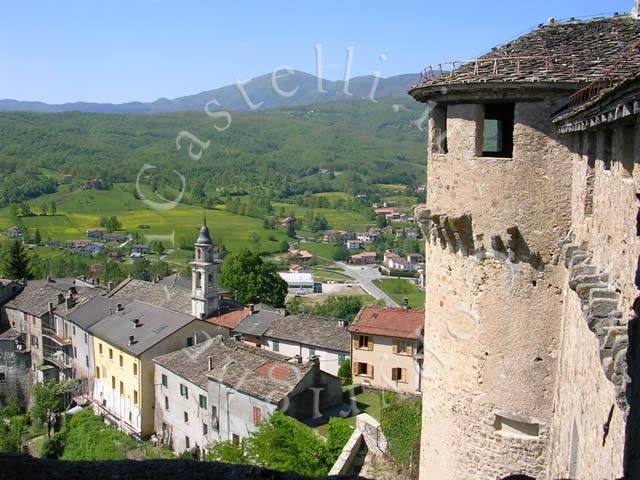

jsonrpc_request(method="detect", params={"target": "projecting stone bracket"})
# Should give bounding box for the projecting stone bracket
[415,204,543,268]
[561,240,630,417]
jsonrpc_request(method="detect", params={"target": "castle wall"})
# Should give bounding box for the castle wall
[546,115,639,479]
[419,95,574,479]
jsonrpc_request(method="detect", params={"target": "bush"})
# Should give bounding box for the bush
[338,359,352,385]
[204,440,248,464]
[379,394,421,468]
[41,431,66,459]
[325,417,353,463]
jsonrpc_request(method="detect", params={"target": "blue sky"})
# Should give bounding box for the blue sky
[0,0,633,103]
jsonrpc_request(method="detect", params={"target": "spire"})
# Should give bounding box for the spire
[196,221,213,246]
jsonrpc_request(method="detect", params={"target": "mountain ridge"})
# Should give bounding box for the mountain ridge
[0,71,418,114]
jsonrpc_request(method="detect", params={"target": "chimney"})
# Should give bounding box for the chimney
[117,303,123,312]
[57,293,65,305]
[48,302,54,315]
[309,355,320,367]
[107,281,113,291]
[131,318,140,328]
[46,275,52,283]
[66,296,75,309]
[294,354,302,364]
[403,297,410,309]
[233,333,242,342]
[208,355,214,371]
[248,304,255,314]
[128,335,135,346]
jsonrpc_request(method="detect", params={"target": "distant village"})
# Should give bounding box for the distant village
[0,221,424,458]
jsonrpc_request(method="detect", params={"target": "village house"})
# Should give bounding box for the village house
[232,304,284,348]
[89,300,223,438]
[104,233,129,244]
[396,227,418,240]
[84,243,103,255]
[345,240,360,250]
[153,336,343,454]
[86,228,104,238]
[4,226,20,238]
[350,251,377,265]
[281,216,296,227]
[287,249,314,261]
[65,239,91,249]
[348,306,424,394]
[0,328,31,404]
[383,251,415,272]
[130,244,149,257]
[261,314,351,376]
[407,253,423,264]
[288,263,305,273]
[374,207,396,216]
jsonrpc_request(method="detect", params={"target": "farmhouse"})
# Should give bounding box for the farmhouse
[350,251,377,265]
[4,227,20,238]
[86,228,104,238]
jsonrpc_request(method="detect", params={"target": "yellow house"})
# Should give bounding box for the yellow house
[348,306,425,393]
[89,299,222,437]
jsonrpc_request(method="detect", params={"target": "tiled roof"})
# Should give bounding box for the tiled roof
[154,336,232,389]
[207,307,251,329]
[234,309,282,337]
[67,296,123,330]
[410,15,640,94]
[5,278,101,317]
[264,314,351,353]
[0,328,20,341]
[108,277,192,316]
[200,338,313,403]
[88,300,196,356]
[348,306,424,340]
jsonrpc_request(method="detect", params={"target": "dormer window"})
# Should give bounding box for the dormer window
[481,103,514,158]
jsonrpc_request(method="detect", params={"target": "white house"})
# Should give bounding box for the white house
[153,336,343,455]
[278,272,315,295]
[345,240,360,250]
[261,314,351,376]
[84,243,103,254]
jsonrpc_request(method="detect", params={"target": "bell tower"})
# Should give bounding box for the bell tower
[190,218,219,319]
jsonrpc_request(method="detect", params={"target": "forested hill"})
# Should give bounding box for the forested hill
[0,97,427,206]
[0,71,418,114]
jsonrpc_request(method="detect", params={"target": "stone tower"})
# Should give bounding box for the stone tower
[409,14,640,480]
[190,220,219,319]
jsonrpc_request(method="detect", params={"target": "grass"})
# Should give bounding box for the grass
[0,185,291,256]
[307,268,351,282]
[273,201,373,232]
[313,389,387,438]
[373,278,424,309]
[295,241,341,261]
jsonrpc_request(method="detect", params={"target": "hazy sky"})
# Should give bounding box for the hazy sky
[0,0,634,103]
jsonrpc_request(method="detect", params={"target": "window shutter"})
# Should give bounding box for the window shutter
[353,336,359,350]
[369,336,374,351]
[352,361,359,375]
[407,343,413,356]
[392,368,397,381]
[402,368,408,382]
[367,363,373,378]
[392,340,398,354]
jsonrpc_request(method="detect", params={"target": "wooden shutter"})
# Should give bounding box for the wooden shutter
[392,368,398,381]
[407,342,414,356]
[366,363,374,378]
[368,336,374,351]
[353,336,359,350]
[392,340,398,354]
[352,361,359,375]
[402,368,408,382]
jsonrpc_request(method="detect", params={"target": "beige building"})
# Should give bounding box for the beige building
[348,306,424,393]
[410,10,640,480]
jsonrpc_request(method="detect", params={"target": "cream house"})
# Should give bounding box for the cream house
[348,306,424,393]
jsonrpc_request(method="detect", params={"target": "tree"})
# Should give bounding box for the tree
[33,228,42,245]
[287,221,296,239]
[2,240,31,279]
[338,359,352,385]
[31,381,65,437]
[278,240,290,253]
[205,439,248,464]
[220,249,288,307]
[130,258,152,281]
[19,203,33,217]
[332,246,351,262]
[41,203,48,216]
[376,215,388,228]
[50,201,57,216]
[149,240,165,254]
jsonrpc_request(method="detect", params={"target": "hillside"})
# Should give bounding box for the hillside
[0,97,426,206]
[0,71,418,114]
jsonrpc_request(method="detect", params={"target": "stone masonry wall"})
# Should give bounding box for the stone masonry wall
[418,94,574,480]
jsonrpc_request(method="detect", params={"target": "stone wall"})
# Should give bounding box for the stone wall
[418,94,574,480]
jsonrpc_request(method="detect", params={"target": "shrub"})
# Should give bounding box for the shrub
[338,359,352,384]
[379,394,422,468]
[325,417,354,463]
[204,440,248,464]
[41,431,66,459]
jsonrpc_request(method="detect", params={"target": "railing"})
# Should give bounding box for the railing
[568,40,640,109]
[417,55,577,85]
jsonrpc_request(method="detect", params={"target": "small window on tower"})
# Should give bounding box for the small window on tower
[481,103,514,158]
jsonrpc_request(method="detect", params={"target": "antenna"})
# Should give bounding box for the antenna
[203,210,207,227]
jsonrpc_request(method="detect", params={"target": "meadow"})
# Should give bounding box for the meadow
[373,278,425,309]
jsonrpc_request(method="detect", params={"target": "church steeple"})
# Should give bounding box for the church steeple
[190,220,219,319]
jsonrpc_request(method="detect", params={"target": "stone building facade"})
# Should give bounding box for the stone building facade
[409,13,640,480]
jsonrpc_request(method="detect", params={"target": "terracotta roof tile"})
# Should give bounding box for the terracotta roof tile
[348,306,424,340]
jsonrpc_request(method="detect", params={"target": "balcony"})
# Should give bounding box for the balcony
[42,326,72,346]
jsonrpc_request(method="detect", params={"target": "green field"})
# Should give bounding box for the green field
[0,185,291,255]
[273,202,373,232]
[373,278,425,309]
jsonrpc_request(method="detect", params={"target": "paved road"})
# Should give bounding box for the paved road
[336,262,400,307]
